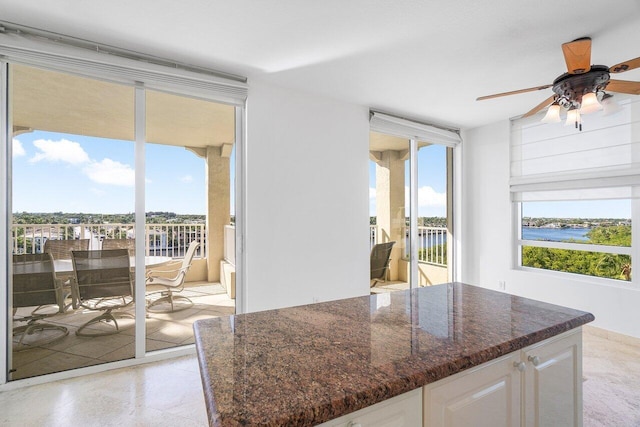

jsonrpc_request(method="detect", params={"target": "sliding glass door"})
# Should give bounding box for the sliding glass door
[9,64,137,379]
[144,89,236,352]
[369,129,455,292]
[6,64,240,381]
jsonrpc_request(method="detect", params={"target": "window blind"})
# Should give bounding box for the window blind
[510,96,640,201]
[369,111,461,147]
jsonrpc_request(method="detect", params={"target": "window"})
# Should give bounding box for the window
[511,96,639,284]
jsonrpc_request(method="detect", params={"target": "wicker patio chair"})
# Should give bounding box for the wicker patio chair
[146,240,199,313]
[71,249,134,337]
[12,253,69,351]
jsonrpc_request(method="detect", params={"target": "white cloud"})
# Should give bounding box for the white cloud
[30,139,90,165]
[180,175,194,183]
[404,185,446,208]
[417,186,446,208]
[12,138,25,157]
[371,185,445,216]
[84,158,135,186]
[89,187,106,196]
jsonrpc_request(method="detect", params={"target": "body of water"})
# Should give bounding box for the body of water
[522,227,591,242]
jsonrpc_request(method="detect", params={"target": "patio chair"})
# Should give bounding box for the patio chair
[102,238,135,254]
[43,238,89,312]
[146,240,199,313]
[44,238,90,260]
[370,241,395,287]
[71,249,134,337]
[12,253,69,351]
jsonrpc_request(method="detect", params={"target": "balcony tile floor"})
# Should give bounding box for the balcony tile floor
[10,282,234,381]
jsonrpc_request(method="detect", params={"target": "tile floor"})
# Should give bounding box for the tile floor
[10,282,235,380]
[1,326,637,426]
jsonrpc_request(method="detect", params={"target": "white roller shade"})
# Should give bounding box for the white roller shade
[510,97,640,201]
[369,111,461,147]
[0,31,247,106]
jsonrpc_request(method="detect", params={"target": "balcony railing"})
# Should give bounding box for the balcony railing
[369,225,447,267]
[11,223,206,258]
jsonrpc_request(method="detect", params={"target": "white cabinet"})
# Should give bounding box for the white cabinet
[424,329,582,427]
[317,329,582,427]
[523,330,582,427]
[423,352,522,427]
[316,388,422,427]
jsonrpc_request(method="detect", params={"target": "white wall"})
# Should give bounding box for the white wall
[244,80,370,312]
[462,120,640,339]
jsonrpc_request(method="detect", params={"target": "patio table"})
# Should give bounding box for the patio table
[53,256,172,273]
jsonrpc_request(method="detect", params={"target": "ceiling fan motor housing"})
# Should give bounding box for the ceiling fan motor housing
[552,65,610,108]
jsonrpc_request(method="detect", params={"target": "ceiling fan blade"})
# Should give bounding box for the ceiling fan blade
[476,84,552,101]
[562,37,592,74]
[606,79,640,95]
[610,57,640,74]
[522,95,556,118]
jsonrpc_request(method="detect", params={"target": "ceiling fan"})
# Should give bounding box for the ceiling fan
[477,37,640,130]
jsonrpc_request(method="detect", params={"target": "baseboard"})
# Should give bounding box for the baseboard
[583,325,640,348]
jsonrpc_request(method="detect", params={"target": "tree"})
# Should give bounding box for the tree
[522,225,632,281]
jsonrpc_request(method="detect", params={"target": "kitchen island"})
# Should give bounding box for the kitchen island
[194,282,594,426]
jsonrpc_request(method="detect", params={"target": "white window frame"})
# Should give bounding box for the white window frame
[0,29,247,388]
[512,199,637,289]
[510,99,640,288]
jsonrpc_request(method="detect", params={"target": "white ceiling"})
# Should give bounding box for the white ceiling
[1,0,640,130]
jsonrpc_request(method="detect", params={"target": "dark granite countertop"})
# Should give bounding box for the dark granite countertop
[193,282,594,426]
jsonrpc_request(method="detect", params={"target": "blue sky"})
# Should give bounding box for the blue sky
[12,131,208,214]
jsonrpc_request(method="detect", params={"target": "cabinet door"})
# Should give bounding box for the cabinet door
[523,330,582,427]
[424,353,522,427]
[318,388,422,427]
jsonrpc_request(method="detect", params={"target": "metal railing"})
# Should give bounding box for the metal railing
[370,225,447,266]
[11,222,206,258]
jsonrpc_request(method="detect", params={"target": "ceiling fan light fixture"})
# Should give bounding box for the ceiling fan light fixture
[565,106,581,129]
[579,92,603,114]
[476,37,640,132]
[541,102,562,123]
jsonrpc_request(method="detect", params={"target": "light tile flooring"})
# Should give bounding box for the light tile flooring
[1,327,638,426]
[10,282,235,380]
[582,327,640,426]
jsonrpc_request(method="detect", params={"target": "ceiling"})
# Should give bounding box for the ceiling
[12,64,236,148]
[1,0,640,130]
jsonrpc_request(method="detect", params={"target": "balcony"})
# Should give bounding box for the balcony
[370,224,449,290]
[9,221,235,380]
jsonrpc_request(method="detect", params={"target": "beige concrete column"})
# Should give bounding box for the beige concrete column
[372,149,407,281]
[206,144,232,282]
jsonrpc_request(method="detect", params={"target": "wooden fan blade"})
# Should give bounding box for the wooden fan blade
[476,84,552,101]
[522,95,556,118]
[606,79,640,95]
[562,37,591,74]
[610,57,640,74]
